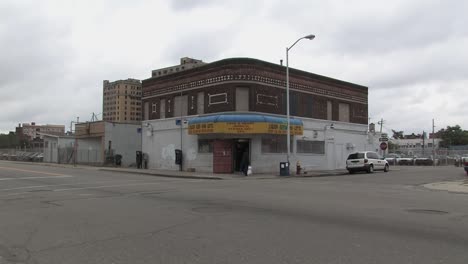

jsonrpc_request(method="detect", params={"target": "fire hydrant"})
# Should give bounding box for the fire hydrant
[296,161,302,175]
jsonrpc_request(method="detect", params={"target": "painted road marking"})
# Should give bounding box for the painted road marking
[0,180,146,192]
[0,175,73,181]
[53,182,162,192]
[0,166,69,176]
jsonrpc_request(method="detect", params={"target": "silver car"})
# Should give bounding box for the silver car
[346,151,390,174]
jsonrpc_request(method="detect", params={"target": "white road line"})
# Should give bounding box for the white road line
[0,180,146,192]
[0,175,73,181]
[1,192,30,197]
[53,182,162,192]
[0,166,68,176]
[0,181,162,197]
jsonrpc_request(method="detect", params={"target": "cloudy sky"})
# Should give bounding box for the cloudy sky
[1,0,467,135]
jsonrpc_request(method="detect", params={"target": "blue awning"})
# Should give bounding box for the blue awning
[188,114,302,125]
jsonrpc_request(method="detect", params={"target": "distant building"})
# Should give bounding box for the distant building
[102,79,142,123]
[74,121,141,167]
[151,57,206,78]
[390,137,442,157]
[16,122,65,141]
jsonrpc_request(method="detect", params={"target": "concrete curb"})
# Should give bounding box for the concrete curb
[98,168,223,180]
[423,180,468,194]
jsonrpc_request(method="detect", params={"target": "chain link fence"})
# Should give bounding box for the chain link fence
[388,146,468,166]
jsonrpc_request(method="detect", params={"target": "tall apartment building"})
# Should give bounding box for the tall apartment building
[151,57,206,78]
[102,78,142,123]
[16,122,65,140]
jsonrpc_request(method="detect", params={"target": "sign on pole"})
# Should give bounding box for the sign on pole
[380,142,388,150]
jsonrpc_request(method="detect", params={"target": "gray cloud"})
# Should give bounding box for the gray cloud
[0,0,467,135]
[169,0,217,12]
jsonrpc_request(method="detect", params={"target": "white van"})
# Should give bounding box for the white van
[346,151,389,174]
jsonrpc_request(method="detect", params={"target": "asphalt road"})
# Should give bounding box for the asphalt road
[1,161,468,264]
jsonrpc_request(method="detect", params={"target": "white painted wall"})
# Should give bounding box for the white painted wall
[43,136,74,163]
[76,137,102,164]
[143,114,376,173]
[43,137,58,163]
[104,123,142,167]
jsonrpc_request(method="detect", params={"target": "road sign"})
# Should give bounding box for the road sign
[380,142,388,150]
[379,137,389,142]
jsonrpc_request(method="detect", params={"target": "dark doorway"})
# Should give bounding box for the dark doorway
[234,139,250,172]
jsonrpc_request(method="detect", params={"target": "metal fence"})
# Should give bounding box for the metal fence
[0,148,43,161]
[389,146,468,166]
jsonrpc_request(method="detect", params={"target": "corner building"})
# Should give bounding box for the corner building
[142,58,374,173]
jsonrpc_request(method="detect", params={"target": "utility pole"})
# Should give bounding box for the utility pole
[422,131,425,156]
[432,119,436,167]
[378,118,385,134]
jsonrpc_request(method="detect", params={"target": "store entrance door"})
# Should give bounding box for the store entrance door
[234,139,250,173]
[213,139,233,173]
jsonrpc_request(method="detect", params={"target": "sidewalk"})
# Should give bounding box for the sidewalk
[423,180,468,194]
[99,167,349,180]
[0,160,348,180]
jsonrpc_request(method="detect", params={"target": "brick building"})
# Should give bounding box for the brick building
[16,122,65,141]
[141,57,375,173]
[102,79,142,123]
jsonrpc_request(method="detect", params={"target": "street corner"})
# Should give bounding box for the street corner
[423,180,468,194]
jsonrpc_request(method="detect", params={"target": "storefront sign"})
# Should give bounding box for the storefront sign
[188,122,303,135]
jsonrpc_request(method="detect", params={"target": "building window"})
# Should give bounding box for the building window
[338,103,350,122]
[152,103,157,113]
[198,139,213,153]
[261,135,292,153]
[297,140,325,154]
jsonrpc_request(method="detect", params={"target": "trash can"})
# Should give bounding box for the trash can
[279,162,290,176]
[115,154,122,166]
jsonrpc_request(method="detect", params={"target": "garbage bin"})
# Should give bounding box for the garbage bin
[115,154,122,166]
[279,162,290,176]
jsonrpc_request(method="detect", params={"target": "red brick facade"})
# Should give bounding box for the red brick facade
[142,58,368,124]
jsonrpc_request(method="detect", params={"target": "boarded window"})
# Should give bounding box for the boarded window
[297,140,325,154]
[144,102,149,120]
[174,95,188,116]
[236,88,249,111]
[160,99,166,119]
[198,139,213,153]
[261,135,292,153]
[197,92,204,114]
[327,101,332,120]
[338,103,350,122]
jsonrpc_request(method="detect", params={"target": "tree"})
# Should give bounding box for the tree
[437,125,468,147]
[0,132,18,148]
[392,130,404,139]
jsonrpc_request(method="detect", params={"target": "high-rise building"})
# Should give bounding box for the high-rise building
[102,79,142,123]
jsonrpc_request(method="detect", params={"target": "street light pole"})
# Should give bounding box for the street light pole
[286,34,315,166]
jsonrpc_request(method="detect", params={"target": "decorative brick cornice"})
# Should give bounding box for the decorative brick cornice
[142,58,368,104]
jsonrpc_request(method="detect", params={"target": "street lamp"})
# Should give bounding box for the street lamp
[286,34,315,166]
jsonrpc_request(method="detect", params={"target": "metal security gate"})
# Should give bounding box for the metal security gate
[213,140,233,173]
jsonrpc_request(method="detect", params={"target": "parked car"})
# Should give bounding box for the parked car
[398,155,414,165]
[346,151,389,174]
[414,157,433,166]
[384,153,400,165]
[462,157,468,175]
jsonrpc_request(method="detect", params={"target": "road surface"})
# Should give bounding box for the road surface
[1,161,467,264]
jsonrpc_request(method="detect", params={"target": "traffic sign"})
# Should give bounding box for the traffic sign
[380,142,388,150]
[379,137,389,142]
